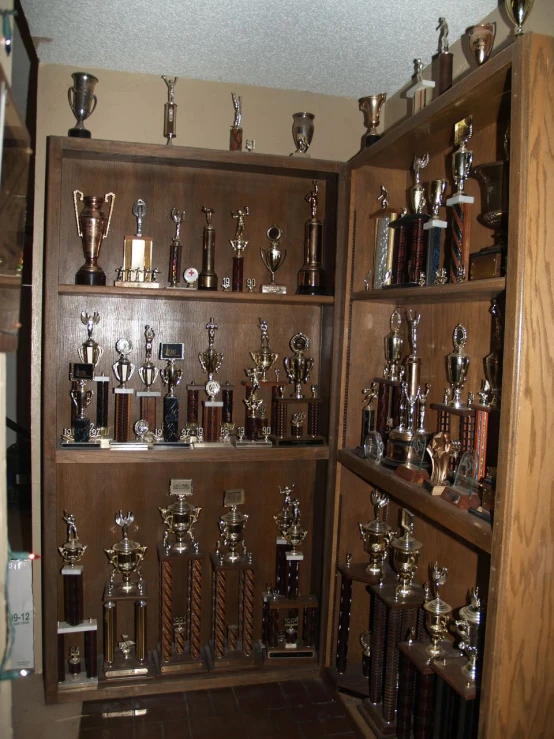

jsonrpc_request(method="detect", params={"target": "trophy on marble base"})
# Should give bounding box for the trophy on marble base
[162,76,177,145]
[423,179,448,285]
[290,112,314,157]
[160,342,184,442]
[73,189,115,286]
[447,117,475,283]
[68,72,98,138]
[230,206,249,292]
[198,318,224,442]
[115,199,159,288]
[297,181,326,295]
[369,186,402,290]
[406,59,435,115]
[358,94,386,149]
[68,363,94,443]
[135,325,160,432]
[230,92,243,151]
[260,225,287,294]
[436,18,453,94]
[167,208,185,288]
[198,206,218,290]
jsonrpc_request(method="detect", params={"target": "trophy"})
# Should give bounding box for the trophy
[167,208,185,288]
[162,76,177,144]
[198,206,218,290]
[160,342,184,442]
[115,199,159,288]
[445,324,470,408]
[136,325,160,431]
[358,94,386,149]
[407,154,430,284]
[446,117,475,283]
[290,112,315,157]
[406,59,435,115]
[260,225,287,294]
[297,180,326,295]
[160,483,201,555]
[361,381,378,447]
[78,311,103,369]
[230,92,243,151]
[283,498,308,557]
[436,18,453,94]
[58,511,87,626]
[467,23,496,66]
[505,0,536,36]
[69,362,94,443]
[284,332,314,399]
[358,490,394,577]
[73,189,115,286]
[391,509,423,598]
[67,72,98,138]
[424,431,452,495]
[423,179,448,285]
[217,493,249,563]
[423,563,452,658]
[105,511,147,595]
[229,206,249,292]
[405,309,421,398]
[250,318,278,380]
[112,338,134,443]
[383,308,404,381]
[369,186,402,289]
[454,588,484,682]
[198,318,224,442]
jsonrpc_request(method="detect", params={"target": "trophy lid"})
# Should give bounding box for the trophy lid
[167,494,195,514]
[459,588,482,625]
[221,505,248,524]
[113,535,143,553]
[360,518,390,535]
[424,596,452,616]
[391,509,422,552]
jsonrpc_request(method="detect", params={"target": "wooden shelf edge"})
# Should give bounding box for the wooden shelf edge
[337,448,492,554]
[56,445,330,464]
[351,278,506,304]
[0,274,22,288]
[57,284,335,305]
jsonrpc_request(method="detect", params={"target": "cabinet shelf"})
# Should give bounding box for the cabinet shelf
[58,284,335,305]
[351,277,505,304]
[338,449,492,554]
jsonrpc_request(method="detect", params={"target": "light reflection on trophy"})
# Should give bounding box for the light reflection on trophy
[160,485,201,555]
[358,490,394,576]
[358,94,386,149]
[423,563,452,658]
[260,225,287,294]
[73,189,116,286]
[391,509,422,599]
[104,511,147,595]
[454,587,484,681]
[250,317,278,380]
[217,499,250,564]
[446,324,470,408]
[284,332,314,399]
[68,72,98,138]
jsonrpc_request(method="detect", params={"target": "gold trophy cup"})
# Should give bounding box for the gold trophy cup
[104,512,147,594]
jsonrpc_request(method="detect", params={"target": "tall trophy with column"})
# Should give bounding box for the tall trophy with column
[136,325,160,433]
[446,117,475,282]
[297,181,326,295]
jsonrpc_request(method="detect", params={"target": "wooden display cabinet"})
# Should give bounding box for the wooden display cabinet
[323,34,554,738]
[41,140,348,702]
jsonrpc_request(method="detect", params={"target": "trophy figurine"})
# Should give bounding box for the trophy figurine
[447,117,475,283]
[370,185,402,289]
[445,324,471,408]
[454,588,484,681]
[406,58,435,115]
[73,189,116,286]
[115,199,159,288]
[68,72,98,138]
[198,206,218,290]
[283,498,308,555]
[358,94,386,149]
[284,332,314,399]
[391,509,423,599]
[104,511,147,595]
[218,500,249,563]
[405,154,430,284]
[404,309,422,399]
[69,363,94,442]
[423,563,452,658]
[424,431,452,495]
[230,206,249,292]
[436,17,453,94]
[260,225,287,294]
[160,343,184,442]
[467,23,496,67]
[230,92,243,151]
[162,76,177,145]
[159,485,201,555]
[290,112,315,157]
[273,484,295,539]
[383,309,404,381]
[78,312,103,370]
[505,0,536,37]
[483,299,503,407]
[358,490,394,577]
[58,511,87,567]
[250,318,278,380]
[297,180,326,295]
[168,208,185,288]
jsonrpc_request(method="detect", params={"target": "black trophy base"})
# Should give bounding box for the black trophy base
[75,268,106,287]
[198,275,218,290]
[73,417,91,443]
[163,396,179,442]
[358,701,396,738]
[296,282,327,296]
[68,127,92,138]
[363,133,381,148]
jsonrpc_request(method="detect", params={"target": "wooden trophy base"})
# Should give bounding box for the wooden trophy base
[325,664,369,700]
[395,463,429,484]
[101,648,155,681]
[154,645,206,675]
[441,487,480,510]
[271,434,325,447]
[423,480,447,496]
[204,641,262,672]
[265,640,317,666]
[357,700,396,738]
[431,656,478,700]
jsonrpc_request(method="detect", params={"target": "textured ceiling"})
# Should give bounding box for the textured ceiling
[20,0,499,98]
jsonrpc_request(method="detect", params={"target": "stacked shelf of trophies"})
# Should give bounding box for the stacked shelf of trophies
[42,136,346,703]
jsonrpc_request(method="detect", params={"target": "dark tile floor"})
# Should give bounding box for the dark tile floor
[78,678,364,738]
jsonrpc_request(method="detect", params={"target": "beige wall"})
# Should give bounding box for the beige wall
[385,0,554,129]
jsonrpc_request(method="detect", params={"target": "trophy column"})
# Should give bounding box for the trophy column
[296,180,327,295]
[446,118,475,283]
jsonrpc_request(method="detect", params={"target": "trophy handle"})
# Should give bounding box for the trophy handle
[73,190,84,237]
[67,87,75,114]
[89,94,98,117]
[103,192,116,238]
